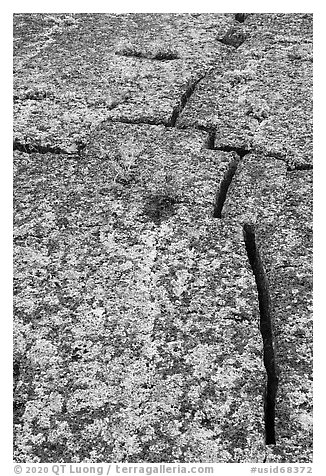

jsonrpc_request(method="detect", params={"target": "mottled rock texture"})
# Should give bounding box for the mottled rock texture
[13,13,312,463]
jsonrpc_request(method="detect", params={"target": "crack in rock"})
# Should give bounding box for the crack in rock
[115,50,179,61]
[235,13,248,23]
[13,139,86,156]
[243,223,279,445]
[215,145,250,157]
[213,156,240,218]
[169,71,212,127]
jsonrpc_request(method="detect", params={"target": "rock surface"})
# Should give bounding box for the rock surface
[13,13,313,463]
[177,14,312,169]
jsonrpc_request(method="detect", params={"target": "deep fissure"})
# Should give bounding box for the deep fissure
[242,223,279,445]
[169,71,212,127]
[235,13,248,23]
[213,156,240,218]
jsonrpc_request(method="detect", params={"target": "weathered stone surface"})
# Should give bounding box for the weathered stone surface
[259,170,312,270]
[13,13,313,464]
[242,13,313,50]
[14,126,268,462]
[177,14,312,169]
[13,13,235,152]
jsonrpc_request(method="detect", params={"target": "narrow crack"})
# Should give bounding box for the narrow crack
[106,117,165,127]
[235,13,248,23]
[13,139,86,156]
[213,155,240,218]
[115,51,179,61]
[205,128,216,149]
[243,223,279,445]
[215,145,250,157]
[168,72,211,127]
[152,52,179,61]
